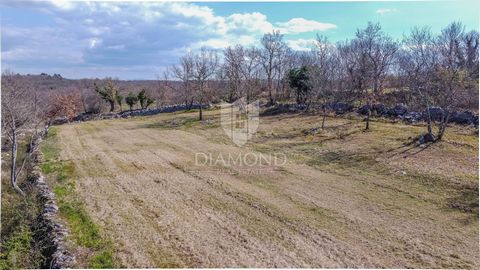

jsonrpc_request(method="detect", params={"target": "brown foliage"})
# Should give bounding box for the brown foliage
[46,93,81,121]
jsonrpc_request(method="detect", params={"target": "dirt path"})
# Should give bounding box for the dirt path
[55,114,479,268]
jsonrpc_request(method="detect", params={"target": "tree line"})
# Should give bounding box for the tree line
[164,21,478,140]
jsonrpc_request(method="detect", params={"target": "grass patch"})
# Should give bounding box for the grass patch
[89,249,114,268]
[144,116,198,129]
[0,225,44,269]
[306,150,378,170]
[1,135,45,269]
[144,115,219,130]
[58,203,101,248]
[40,127,115,268]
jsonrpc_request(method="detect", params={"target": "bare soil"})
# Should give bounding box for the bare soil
[55,110,479,268]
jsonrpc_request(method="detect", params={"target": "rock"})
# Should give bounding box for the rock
[356,103,403,117]
[29,131,76,269]
[450,110,477,125]
[372,103,388,115]
[402,111,423,123]
[261,104,291,116]
[423,107,444,121]
[52,117,68,125]
[295,104,308,111]
[72,112,92,121]
[356,104,370,115]
[388,104,408,116]
[331,102,353,114]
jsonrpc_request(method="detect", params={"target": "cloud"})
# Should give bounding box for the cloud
[376,8,398,15]
[226,12,274,35]
[1,1,337,79]
[49,0,76,11]
[286,38,316,51]
[1,26,85,65]
[276,18,337,34]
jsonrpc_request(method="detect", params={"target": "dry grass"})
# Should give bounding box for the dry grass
[49,109,478,268]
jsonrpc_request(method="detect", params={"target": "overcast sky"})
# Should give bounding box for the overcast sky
[1,0,478,80]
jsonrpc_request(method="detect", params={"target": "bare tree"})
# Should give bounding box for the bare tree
[192,47,219,120]
[155,74,168,108]
[169,53,195,109]
[275,48,296,102]
[260,31,288,105]
[461,30,479,79]
[310,35,338,128]
[359,22,398,130]
[338,22,398,130]
[431,22,477,140]
[241,47,262,103]
[399,26,437,140]
[357,22,398,96]
[76,79,101,114]
[224,45,245,102]
[1,71,38,196]
[400,22,478,142]
[77,79,90,113]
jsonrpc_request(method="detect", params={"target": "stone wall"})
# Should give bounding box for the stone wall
[261,103,478,126]
[30,128,76,268]
[52,104,211,125]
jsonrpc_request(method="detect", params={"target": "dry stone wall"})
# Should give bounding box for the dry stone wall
[30,128,76,268]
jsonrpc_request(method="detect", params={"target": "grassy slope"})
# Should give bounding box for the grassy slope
[161,112,479,224]
[142,110,479,267]
[48,109,479,267]
[39,127,114,268]
[156,110,479,216]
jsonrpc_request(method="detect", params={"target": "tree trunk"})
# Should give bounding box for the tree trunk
[373,77,379,95]
[82,98,88,113]
[426,107,433,138]
[418,89,434,141]
[109,101,115,112]
[365,105,370,130]
[199,105,203,120]
[321,107,326,129]
[436,111,451,141]
[10,130,25,196]
[188,99,194,110]
[268,78,273,105]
